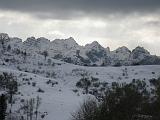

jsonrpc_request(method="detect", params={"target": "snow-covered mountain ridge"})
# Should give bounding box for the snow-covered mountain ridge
[1,33,160,66]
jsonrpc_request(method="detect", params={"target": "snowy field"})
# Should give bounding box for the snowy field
[0,64,160,120]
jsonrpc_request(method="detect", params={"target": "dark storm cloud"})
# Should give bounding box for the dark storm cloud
[0,0,160,19]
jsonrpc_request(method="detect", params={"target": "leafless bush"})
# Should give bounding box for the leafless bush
[71,98,98,120]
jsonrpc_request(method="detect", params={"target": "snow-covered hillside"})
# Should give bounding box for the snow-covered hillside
[0,33,160,120]
[1,62,160,120]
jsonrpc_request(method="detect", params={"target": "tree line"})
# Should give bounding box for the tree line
[72,78,160,120]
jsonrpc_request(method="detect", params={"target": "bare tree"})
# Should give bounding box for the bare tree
[21,96,41,120]
[72,98,98,120]
[35,96,41,120]
[21,100,29,120]
[29,98,35,120]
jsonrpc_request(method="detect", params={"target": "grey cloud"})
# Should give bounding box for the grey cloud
[146,21,160,27]
[0,0,160,19]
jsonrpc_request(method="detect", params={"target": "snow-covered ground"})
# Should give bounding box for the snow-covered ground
[0,33,160,120]
[0,64,160,120]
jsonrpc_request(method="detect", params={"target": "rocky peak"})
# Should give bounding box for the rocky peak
[132,46,150,55]
[65,37,75,42]
[115,46,131,54]
[37,37,50,44]
[52,37,79,51]
[85,41,104,51]
[23,37,38,51]
[131,46,150,60]
[11,37,22,42]
[24,37,36,44]
[64,37,78,46]
[27,36,36,40]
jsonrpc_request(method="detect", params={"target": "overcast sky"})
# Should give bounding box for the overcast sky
[0,0,160,55]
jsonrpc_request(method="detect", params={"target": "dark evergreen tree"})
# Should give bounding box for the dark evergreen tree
[151,78,160,120]
[0,94,7,120]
